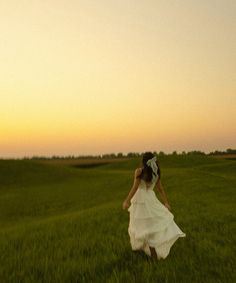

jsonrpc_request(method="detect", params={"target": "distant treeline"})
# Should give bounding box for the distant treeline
[208,148,236,155]
[14,148,236,160]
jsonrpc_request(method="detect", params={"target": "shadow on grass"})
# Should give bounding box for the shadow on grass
[71,163,110,169]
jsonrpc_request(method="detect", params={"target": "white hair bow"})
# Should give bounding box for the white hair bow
[146,156,158,177]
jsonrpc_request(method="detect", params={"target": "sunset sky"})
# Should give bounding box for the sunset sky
[1,0,235,158]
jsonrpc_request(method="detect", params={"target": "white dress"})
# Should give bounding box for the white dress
[128,174,186,259]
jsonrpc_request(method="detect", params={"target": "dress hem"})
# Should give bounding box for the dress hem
[131,232,186,259]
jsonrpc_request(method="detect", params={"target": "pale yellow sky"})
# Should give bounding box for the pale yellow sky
[0,0,236,157]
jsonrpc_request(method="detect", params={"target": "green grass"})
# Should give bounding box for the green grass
[0,156,235,282]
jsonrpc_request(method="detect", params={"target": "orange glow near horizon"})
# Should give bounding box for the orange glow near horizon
[0,0,235,157]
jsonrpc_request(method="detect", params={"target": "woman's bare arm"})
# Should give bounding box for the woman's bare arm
[156,179,171,210]
[122,168,141,209]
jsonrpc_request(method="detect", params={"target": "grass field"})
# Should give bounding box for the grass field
[0,155,235,283]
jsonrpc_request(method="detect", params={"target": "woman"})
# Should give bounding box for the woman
[122,152,186,260]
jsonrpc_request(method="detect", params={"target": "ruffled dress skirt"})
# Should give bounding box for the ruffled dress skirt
[128,188,186,259]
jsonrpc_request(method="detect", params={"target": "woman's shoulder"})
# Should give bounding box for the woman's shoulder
[134,167,143,177]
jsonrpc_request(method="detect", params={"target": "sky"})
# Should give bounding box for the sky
[0,0,236,158]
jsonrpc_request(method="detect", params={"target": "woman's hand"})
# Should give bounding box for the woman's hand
[164,203,171,211]
[122,199,130,210]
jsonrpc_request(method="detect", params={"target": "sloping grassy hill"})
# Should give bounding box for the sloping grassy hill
[0,156,235,282]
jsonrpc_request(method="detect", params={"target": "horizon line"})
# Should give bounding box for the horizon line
[0,148,235,160]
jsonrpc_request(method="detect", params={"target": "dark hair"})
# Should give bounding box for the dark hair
[137,152,161,182]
